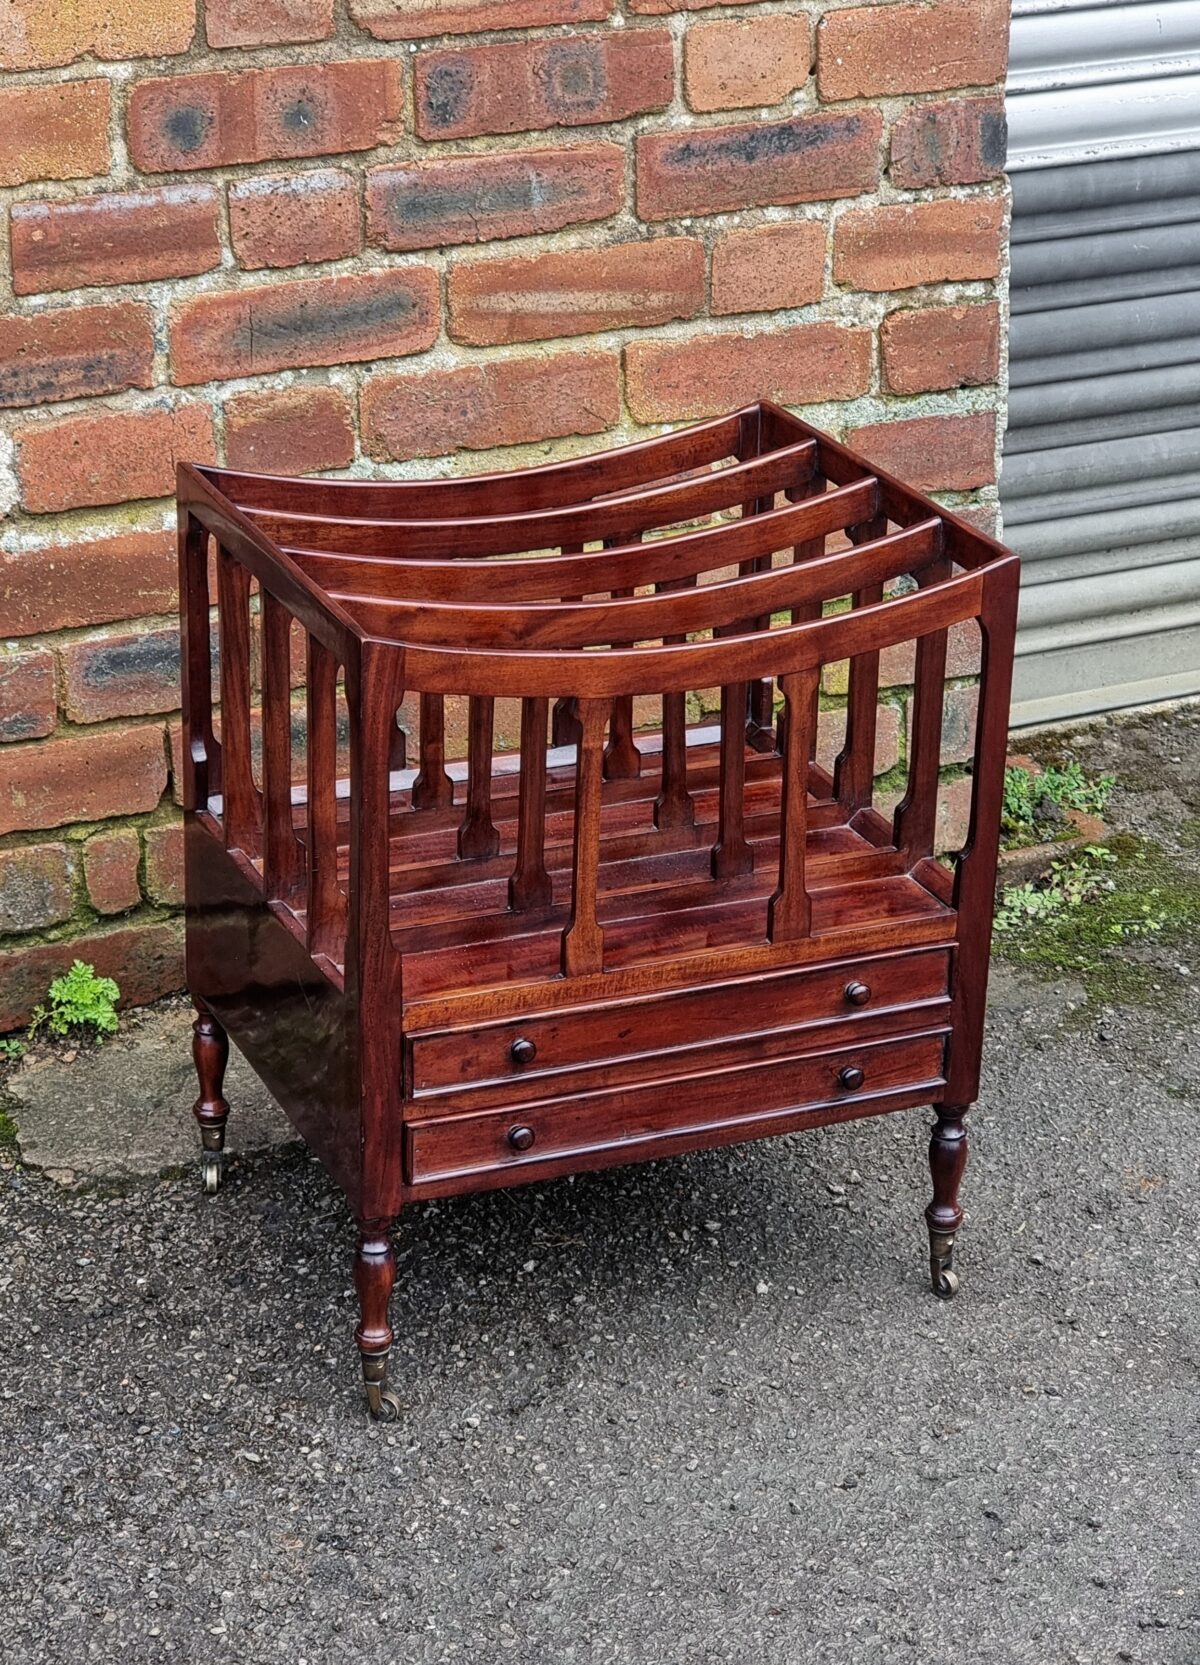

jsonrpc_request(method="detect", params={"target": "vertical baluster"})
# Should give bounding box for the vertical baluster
[741,492,776,751]
[458,695,500,859]
[711,681,754,879]
[552,544,584,746]
[178,511,218,810]
[509,696,553,911]
[776,473,826,766]
[562,698,607,977]
[216,548,260,857]
[604,557,641,780]
[834,516,887,815]
[893,560,951,861]
[767,667,818,942]
[306,636,347,962]
[389,711,407,773]
[411,692,453,809]
[654,574,696,831]
[261,592,305,902]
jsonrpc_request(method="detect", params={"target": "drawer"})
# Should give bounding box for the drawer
[406,1029,948,1193]
[408,947,952,1097]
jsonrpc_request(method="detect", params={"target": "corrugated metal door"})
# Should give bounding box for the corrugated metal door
[1004,0,1200,724]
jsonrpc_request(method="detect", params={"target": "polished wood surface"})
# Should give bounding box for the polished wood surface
[178,400,1019,1415]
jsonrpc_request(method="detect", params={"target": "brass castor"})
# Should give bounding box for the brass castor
[929,1230,959,1299]
[201,1152,224,1195]
[362,1351,401,1421]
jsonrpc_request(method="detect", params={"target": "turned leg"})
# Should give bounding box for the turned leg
[925,1104,968,1299]
[354,1225,401,1421]
[191,1006,230,1196]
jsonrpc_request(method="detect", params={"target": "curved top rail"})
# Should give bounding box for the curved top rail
[239,439,822,560]
[203,406,759,519]
[282,478,882,605]
[374,562,1014,699]
[333,520,945,651]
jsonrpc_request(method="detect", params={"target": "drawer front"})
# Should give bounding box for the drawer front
[406,1029,948,1193]
[409,947,952,1098]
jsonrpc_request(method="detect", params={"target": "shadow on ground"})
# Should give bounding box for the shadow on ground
[1,707,1197,1664]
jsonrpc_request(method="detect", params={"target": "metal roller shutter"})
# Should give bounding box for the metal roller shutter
[1004,0,1200,725]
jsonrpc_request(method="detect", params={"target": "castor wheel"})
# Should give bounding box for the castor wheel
[201,1153,224,1195]
[361,1351,401,1420]
[933,1267,960,1299]
[928,1229,958,1298]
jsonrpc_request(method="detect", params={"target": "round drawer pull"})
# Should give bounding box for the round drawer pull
[844,981,872,1007]
[838,1065,865,1091]
[510,1037,538,1066]
[507,1125,536,1153]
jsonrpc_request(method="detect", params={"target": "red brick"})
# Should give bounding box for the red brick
[58,627,182,725]
[0,80,110,189]
[415,33,672,141]
[0,0,194,69]
[711,221,826,316]
[0,921,184,1033]
[351,0,607,39]
[637,109,881,222]
[0,725,166,837]
[11,185,222,296]
[84,829,142,916]
[936,773,973,855]
[818,0,1008,100]
[0,648,56,744]
[0,844,75,935]
[625,323,871,422]
[0,303,153,412]
[834,198,1004,292]
[684,16,811,113]
[207,0,335,47]
[144,819,184,905]
[846,414,997,492]
[17,403,215,514]
[229,170,361,271]
[225,385,356,474]
[363,350,620,462]
[1,531,177,638]
[128,59,404,174]
[881,303,1000,395]
[630,0,756,9]
[934,684,980,767]
[448,238,704,347]
[169,268,439,385]
[367,143,623,254]
[891,96,1007,189]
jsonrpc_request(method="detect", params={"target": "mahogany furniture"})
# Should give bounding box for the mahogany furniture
[177,401,1019,1419]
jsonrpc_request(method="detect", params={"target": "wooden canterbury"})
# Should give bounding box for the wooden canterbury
[177,400,1019,1419]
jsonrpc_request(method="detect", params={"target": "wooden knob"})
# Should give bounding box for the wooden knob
[507,1125,536,1152]
[837,1065,865,1091]
[844,981,871,1007]
[510,1037,537,1066]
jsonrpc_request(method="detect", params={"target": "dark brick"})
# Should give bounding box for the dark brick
[170,268,439,383]
[890,96,1007,189]
[59,627,182,724]
[0,303,153,410]
[0,844,75,934]
[144,820,184,905]
[367,143,623,253]
[0,648,56,743]
[414,33,672,141]
[637,109,882,221]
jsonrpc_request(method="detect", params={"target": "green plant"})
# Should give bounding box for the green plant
[1001,761,1115,848]
[0,1037,25,1062]
[29,960,120,1041]
[994,845,1116,935]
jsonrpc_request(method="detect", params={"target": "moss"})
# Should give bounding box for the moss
[994,834,1200,1008]
[0,1104,17,1152]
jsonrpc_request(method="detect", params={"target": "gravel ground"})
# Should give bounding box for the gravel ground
[1,706,1198,1665]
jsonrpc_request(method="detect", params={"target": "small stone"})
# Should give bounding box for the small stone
[755,1280,771,1296]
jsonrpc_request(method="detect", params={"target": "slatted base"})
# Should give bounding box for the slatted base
[216,727,956,1009]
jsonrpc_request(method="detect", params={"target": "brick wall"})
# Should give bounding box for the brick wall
[0,0,1011,1029]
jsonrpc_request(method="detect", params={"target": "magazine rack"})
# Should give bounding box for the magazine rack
[178,401,1019,1418]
